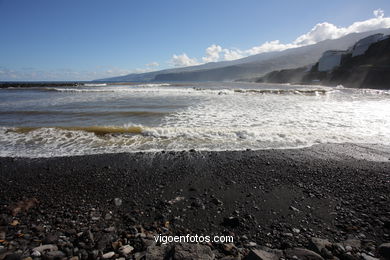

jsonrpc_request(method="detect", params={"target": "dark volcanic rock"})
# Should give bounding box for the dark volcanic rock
[173,243,215,260]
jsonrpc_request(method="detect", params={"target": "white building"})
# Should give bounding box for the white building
[318,50,346,72]
[351,33,387,57]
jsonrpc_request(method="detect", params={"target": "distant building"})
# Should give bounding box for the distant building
[318,50,346,72]
[351,33,387,57]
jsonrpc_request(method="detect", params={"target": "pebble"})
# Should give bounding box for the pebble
[114,198,122,207]
[119,245,134,256]
[102,251,115,259]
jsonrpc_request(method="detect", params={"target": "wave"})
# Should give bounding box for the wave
[0,110,168,117]
[7,125,143,136]
[83,83,107,87]
[1,123,390,157]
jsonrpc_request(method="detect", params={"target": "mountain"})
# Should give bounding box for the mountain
[96,28,390,82]
[256,34,390,89]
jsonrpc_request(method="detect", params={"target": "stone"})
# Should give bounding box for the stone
[361,253,379,260]
[102,251,115,259]
[222,217,240,228]
[114,198,122,207]
[310,238,332,253]
[378,243,390,259]
[245,249,280,260]
[173,243,215,260]
[320,248,333,259]
[119,245,134,256]
[104,226,115,233]
[284,248,324,260]
[342,239,361,250]
[145,245,169,260]
[45,250,66,259]
[339,253,359,260]
[289,206,300,212]
[43,233,59,244]
[223,243,238,255]
[31,251,41,257]
[141,237,156,248]
[32,244,58,253]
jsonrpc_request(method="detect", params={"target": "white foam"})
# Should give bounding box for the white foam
[1,84,390,157]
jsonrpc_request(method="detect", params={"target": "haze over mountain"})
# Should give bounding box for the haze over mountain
[97,28,390,82]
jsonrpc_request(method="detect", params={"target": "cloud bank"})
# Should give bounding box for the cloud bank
[171,9,390,67]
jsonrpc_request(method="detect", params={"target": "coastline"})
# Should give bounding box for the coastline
[0,143,389,259]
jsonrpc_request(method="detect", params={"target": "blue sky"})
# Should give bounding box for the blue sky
[1,0,390,81]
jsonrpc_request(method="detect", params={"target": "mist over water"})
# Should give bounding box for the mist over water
[1,82,390,157]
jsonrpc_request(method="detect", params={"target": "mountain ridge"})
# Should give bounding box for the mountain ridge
[95,28,390,82]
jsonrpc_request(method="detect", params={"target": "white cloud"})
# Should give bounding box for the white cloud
[202,44,223,63]
[223,49,244,61]
[374,8,385,19]
[170,9,390,67]
[146,61,159,67]
[171,53,200,67]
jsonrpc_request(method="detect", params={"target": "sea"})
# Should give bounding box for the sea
[1,82,390,157]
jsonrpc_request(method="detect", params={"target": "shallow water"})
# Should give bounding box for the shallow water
[1,82,390,157]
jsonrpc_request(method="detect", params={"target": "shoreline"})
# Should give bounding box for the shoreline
[0,143,389,259]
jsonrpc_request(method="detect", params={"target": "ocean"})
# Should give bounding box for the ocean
[1,82,390,157]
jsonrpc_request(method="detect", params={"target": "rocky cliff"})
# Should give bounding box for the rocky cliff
[256,36,390,89]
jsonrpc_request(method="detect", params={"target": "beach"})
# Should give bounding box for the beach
[1,143,389,259]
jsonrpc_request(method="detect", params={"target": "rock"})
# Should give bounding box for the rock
[104,226,116,233]
[211,198,223,206]
[45,250,66,259]
[102,251,115,259]
[339,253,359,260]
[341,239,361,250]
[43,233,59,244]
[69,257,79,260]
[22,257,32,260]
[289,206,300,212]
[379,243,390,259]
[31,251,41,257]
[292,228,300,233]
[32,244,58,253]
[119,245,134,256]
[222,217,240,228]
[320,248,333,259]
[114,198,122,207]
[145,245,169,260]
[223,243,238,255]
[284,248,324,260]
[310,238,332,253]
[361,253,379,260]
[173,243,215,260]
[245,249,280,260]
[141,237,156,248]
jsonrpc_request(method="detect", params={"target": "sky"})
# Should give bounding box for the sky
[1,0,390,81]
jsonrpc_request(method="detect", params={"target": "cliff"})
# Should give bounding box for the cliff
[256,36,390,89]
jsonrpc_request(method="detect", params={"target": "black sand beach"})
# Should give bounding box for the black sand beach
[0,143,389,259]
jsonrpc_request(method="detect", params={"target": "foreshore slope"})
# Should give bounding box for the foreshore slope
[0,143,389,259]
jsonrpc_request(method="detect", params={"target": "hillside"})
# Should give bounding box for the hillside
[96,29,390,82]
[256,36,390,89]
